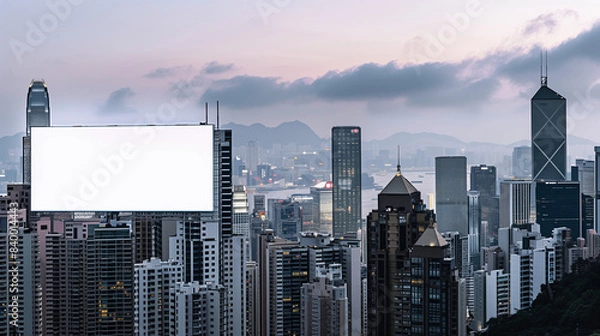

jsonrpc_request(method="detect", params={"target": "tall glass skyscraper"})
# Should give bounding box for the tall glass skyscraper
[26,80,51,135]
[23,79,51,184]
[331,126,361,238]
[531,74,566,181]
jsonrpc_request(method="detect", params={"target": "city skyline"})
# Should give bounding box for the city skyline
[3,3,600,143]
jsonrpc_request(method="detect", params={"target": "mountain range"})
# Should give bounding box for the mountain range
[223,120,596,155]
[0,121,597,164]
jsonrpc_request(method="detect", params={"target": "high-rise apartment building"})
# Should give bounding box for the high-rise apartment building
[85,223,134,336]
[257,230,360,335]
[531,72,567,181]
[473,269,510,331]
[0,227,42,336]
[258,231,309,335]
[134,258,183,335]
[331,126,362,238]
[300,264,349,336]
[435,156,468,235]
[169,282,221,336]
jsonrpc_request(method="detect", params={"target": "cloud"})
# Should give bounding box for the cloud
[200,22,600,112]
[144,65,192,79]
[98,87,136,114]
[202,61,234,74]
[200,61,498,109]
[522,10,579,36]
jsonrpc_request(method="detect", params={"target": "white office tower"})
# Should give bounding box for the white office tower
[473,269,510,331]
[300,264,349,336]
[169,281,221,336]
[0,227,42,336]
[499,179,533,228]
[134,258,183,335]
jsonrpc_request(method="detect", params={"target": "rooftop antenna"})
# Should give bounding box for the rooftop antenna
[205,102,209,124]
[396,145,402,175]
[545,50,548,86]
[541,50,548,86]
[216,101,220,129]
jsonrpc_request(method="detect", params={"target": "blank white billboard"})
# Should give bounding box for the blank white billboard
[31,125,214,212]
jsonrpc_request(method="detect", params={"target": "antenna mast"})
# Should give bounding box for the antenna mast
[205,102,209,124]
[541,50,548,86]
[396,145,402,174]
[216,101,220,129]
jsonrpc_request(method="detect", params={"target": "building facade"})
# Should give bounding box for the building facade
[531,76,567,181]
[331,126,362,238]
[435,156,468,235]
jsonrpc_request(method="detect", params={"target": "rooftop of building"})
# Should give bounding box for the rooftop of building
[413,224,448,248]
[532,84,565,100]
[379,166,419,195]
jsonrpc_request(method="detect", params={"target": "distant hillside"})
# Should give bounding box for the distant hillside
[487,259,600,336]
[0,132,23,164]
[222,120,325,148]
[364,132,466,150]
[221,121,597,163]
[509,135,597,148]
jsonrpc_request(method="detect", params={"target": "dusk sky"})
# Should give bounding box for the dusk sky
[2,1,600,143]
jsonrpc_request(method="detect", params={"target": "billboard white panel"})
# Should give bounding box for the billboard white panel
[31,125,214,212]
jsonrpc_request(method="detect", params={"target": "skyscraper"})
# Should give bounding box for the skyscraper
[134,258,183,335]
[470,164,497,197]
[23,80,51,184]
[331,126,362,238]
[531,71,567,181]
[85,223,134,336]
[26,80,51,135]
[470,164,499,247]
[367,168,463,335]
[435,156,468,235]
[535,180,581,238]
[512,146,532,179]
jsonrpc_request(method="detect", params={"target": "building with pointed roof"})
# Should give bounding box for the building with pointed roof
[531,69,567,181]
[367,167,464,335]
